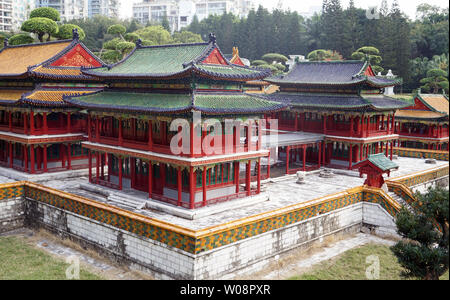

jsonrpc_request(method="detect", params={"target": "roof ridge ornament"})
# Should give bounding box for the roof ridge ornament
[136,39,143,48]
[72,28,79,41]
[3,38,8,48]
[209,33,217,44]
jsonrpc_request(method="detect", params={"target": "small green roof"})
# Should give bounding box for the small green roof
[357,153,399,172]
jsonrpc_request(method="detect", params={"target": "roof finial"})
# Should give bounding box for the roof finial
[72,28,79,41]
[136,39,143,48]
[209,33,216,44]
[3,38,8,48]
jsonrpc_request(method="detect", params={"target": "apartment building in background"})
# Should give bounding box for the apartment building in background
[35,0,119,21]
[88,0,119,18]
[133,0,256,31]
[1,0,13,31]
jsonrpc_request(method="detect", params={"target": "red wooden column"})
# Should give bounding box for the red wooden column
[267,151,271,179]
[302,145,307,172]
[130,158,135,189]
[67,112,71,133]
[23,145,28,172]
[8,112,12,131]
[300,113,305,131]
[118,118,123,147]
[257,159,261,194]
[318,142,322,167]
[30,145,35,174]
[189,167,195,209]
[294,112,299,131]
[350,116,354,137]
[96,152,100,183]
[95,116,100,143]
[87,114,92,141]
[323,114,327,135]
[235,162,240,194]
[390,141,394,160]
[148,162,153,198]
[88,150,92,183]
[118,157,123,190]
[322,142,326,166]
[30,111,35,135]
[148,120,153,151]
[391,114,396,135]
[9,142,13,168]
[43,145,48,172]
[246,161,251,196]
[285,146,290,175]
[67,144,72,170]
[357,116,362,137]
[385,142,389,157]
[386,115,391,135]
[348,144,353,170]
[23,112,28,135]
[203,166,208,205]
[177,167,182,207]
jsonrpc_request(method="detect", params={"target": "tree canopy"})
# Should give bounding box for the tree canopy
[21,17,59,42]
[29,7,60,22]
[8,34,34,46]
[56,24,86,40]
[391,187,449,280]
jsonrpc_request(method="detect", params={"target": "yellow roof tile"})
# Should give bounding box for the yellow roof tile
[396,110,446,119]
[25,89,100,105]
[32,66,84,77]
[0,89,29,102]
[420,94,449,115]
[0,41,72,76]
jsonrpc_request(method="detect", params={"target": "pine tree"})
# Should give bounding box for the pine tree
[391,187,449,280]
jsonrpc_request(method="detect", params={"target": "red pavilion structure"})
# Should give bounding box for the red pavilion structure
[0,30,104,174]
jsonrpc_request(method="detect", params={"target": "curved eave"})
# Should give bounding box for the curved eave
[29,71,101,81]
[192,65,272,82]
[65,97,193,115]
[0,99,20,106]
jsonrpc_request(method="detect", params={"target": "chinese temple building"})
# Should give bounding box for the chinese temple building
[265,60,409,171]
[64,35,285,209]
[394,91,449,150]
[0,30,104,174]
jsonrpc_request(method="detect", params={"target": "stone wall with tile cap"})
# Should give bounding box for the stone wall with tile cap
[0,165,447,279]
[0,182,25,233]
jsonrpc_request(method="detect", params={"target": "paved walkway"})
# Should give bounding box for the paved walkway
[235,233,396,280]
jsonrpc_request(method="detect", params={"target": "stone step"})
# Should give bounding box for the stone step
[387,192,413,212]
[107,194,147,210]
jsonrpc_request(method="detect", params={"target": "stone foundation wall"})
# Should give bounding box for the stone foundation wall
[0,183,25,233]
[0,165,447,280]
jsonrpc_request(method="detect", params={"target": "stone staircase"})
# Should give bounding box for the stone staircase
[387,191,413,212]
[107,193,147,211]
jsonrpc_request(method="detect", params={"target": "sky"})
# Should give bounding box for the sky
[119,0,449,20]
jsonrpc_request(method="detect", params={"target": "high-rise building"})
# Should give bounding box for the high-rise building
[133,0,256,32]
[0,0,13,32]
[88,0,119,18]
[35,0,89,21]
[11,0,35,31]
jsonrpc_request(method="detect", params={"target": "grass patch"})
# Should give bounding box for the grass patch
[0,236,102,280]
[289,244,449,280]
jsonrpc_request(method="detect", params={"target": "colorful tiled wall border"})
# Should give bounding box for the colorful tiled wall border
[391,165,449,188]
[394,147,449,161]
[1,181,402,255]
